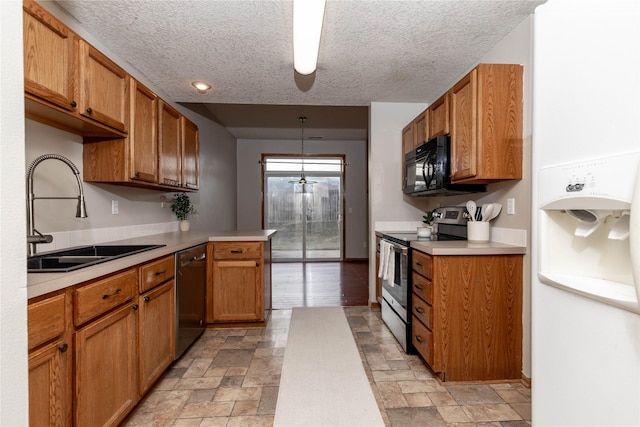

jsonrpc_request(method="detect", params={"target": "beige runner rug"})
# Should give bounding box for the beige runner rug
[274,307,385,427]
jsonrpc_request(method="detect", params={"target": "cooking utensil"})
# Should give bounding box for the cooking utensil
[486,203,502,221]
[481,203,493,222]
[466,200,477,221]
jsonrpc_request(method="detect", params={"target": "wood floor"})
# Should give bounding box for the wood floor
[271,261,369,309]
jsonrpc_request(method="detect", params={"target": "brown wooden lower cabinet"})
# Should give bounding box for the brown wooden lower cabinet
[27,289,72,427]
[411,251,523,381]
[74,301,138,427]
[207,241,272,324]
[28,338,70,427]
[212,259,263,322]
[138,280,175,394]
[27,254,177,427]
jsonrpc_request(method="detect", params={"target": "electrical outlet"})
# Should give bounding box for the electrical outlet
[507,198,515,215]
[111,200,119,215]
[362,241,367,248]
[160,195,167,208]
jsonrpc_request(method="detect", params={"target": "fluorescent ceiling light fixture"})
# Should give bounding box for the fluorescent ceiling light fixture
[191,81,212,94]
[293,0,326,75]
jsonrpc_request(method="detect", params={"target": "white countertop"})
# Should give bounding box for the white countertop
[27,230,277,299]
[411,240,526,256]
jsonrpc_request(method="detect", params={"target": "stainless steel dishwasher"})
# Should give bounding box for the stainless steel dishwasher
[175,244,207,359]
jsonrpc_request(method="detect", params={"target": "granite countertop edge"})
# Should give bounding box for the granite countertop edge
[27,230,277,299]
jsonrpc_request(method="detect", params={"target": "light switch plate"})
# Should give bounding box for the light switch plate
[112,200,119,215]
[507,198,515,215]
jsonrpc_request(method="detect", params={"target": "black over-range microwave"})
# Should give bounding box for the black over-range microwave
[403,135,486,197]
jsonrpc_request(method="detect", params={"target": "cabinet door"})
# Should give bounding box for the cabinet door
[23,0,76,112]
[432,255,522,381]
[428,92,450,139]
[29,339,71,427]
[138,281,175,394]
[414,111,428,148]
[158,100,182,187]
[181,116,199,189]
[129,79,158,183]
[401,122,415,155]
[212,260,263,322]
[78,40,129,132]
[75,303,138,427]
[450,68,477,181]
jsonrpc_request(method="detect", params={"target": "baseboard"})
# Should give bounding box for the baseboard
[369,301,381,309]
[521,374,532,388]
[343,258,368,262]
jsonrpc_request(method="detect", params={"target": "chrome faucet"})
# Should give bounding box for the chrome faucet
[27,154,88,256]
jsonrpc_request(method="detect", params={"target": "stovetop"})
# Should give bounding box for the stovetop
[383,229,466,247]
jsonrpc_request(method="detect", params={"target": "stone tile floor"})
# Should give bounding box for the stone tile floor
[123,307,531,426]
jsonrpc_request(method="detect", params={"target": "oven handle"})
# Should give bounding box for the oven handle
[383,239,408,255]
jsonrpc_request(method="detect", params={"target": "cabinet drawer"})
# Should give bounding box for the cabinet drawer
[139,255,174,293]
[412,273,432,305]
[412,294,432,330]
[28,292,66,350]
[74,269,137,326]
[213,242,262,260]
[412,315,433,366]
[412,250,432,279]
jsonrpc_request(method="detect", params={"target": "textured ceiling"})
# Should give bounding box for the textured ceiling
[52,0,545,139]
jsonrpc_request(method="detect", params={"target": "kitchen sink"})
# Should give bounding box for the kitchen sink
[28,244,166,273]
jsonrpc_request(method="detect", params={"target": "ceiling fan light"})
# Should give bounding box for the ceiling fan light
[191,81,212,94]
[293,0,326,75]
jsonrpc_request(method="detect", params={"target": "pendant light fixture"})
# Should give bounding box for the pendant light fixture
[293,0,326,75]
[289,116,316,186]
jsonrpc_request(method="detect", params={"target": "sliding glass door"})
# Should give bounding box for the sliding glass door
[264,157,343,261]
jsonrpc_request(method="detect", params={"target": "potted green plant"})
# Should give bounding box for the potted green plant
[418,210,434,238]
[171,193,197,231]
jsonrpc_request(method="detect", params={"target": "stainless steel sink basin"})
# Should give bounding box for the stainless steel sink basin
[28,244,166,273]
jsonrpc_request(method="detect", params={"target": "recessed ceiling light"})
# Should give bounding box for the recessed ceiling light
[191,81,212,94]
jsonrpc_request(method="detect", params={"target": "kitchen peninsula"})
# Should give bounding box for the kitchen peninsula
[27,230,276,298]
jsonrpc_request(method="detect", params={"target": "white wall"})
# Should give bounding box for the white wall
[0,1,29,424]
[368,101,429,301]
[237,138,368,259]
[368,16,534,376]
[532,1,640,425]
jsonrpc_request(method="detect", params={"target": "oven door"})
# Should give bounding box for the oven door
[381,241,408,321]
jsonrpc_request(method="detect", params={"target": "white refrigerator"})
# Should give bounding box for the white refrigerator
[532,1,640,425]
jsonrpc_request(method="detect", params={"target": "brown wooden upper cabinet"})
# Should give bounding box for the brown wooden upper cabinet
[450,64,523,183]
[159,100,183,187]
[427,92,450,139]
[414,110,428,148]
[84,93,199,192]
[129,79,158,184]
[78,40,129,133]
[23,1,199,192]
[402,122,415,155]
[23,0,128,138]
[182,116,199,190]
[23,0,76,112]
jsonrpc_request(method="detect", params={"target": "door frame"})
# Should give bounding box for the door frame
[261,153,346,262]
